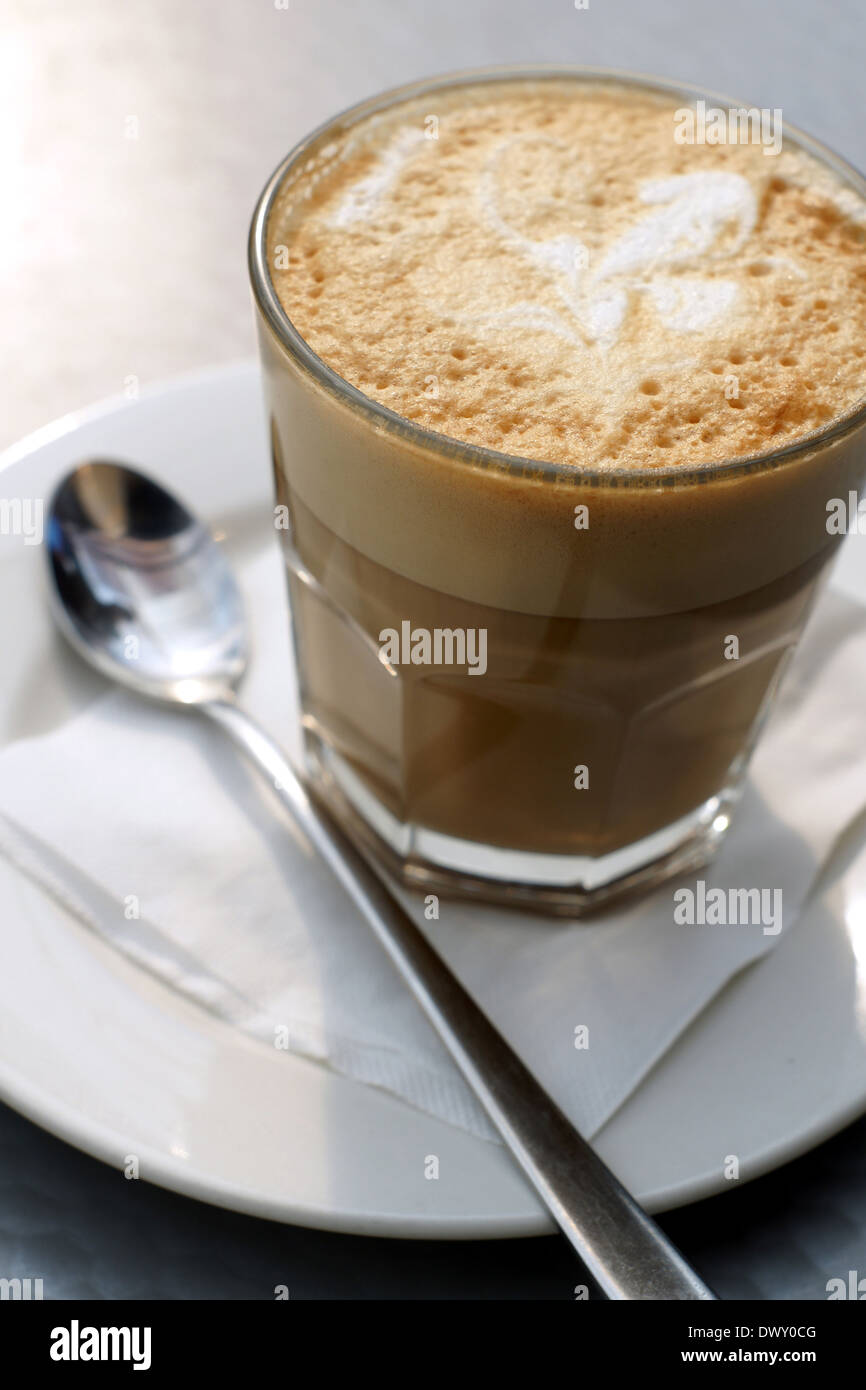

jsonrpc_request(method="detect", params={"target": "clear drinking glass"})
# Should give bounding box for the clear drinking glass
[249,66,866,914]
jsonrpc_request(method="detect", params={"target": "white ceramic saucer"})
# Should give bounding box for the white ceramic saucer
[1,362,865,1236]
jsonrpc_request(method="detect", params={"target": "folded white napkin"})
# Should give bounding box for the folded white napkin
[1,540,864,1143]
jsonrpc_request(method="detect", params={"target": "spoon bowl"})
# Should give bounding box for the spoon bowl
[46,459,246,703]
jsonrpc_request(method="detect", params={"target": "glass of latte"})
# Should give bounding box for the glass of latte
[249,67,866,913]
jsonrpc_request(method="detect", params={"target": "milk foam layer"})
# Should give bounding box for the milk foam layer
[268,79,866,470]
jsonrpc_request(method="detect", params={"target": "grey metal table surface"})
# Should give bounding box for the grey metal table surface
[2,0,866,1300]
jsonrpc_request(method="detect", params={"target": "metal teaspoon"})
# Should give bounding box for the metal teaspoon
[45,458,715,1301]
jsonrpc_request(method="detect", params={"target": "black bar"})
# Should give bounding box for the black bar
[1,1297,861,1374]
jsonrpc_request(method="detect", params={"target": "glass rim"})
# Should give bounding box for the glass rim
[248,62,866,490]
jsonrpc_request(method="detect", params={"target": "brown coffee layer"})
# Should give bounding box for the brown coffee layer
[285,494,827,855]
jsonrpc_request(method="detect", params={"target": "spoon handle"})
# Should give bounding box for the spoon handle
[204,695,715,1301]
